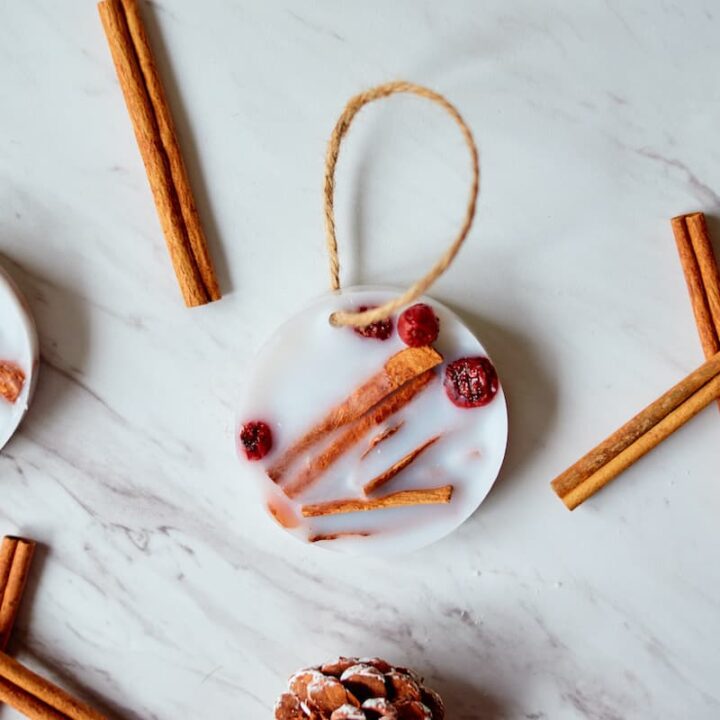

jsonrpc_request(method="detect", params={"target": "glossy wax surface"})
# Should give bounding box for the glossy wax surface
[238,288,508,553]
[0,265,38,449]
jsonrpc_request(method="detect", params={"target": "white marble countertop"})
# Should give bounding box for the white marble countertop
[1,1,719,718]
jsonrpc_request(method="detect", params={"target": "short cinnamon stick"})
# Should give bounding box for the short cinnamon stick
[98,0,220,307]
[0,536,35,651]
[269,347,442,484]
[309,532,372,543]
[672,213,720,359]
[282,369,436,498]
[0,652,107,720]
[363,434,441,495]
[686,212,720,340]
[552,352,720,509]
[302,485,453,518]
[360,422,404,460]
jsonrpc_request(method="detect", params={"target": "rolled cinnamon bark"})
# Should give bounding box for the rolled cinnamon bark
[0,652,107,720]
[686,212,720,341]
[0,675,68,720]
[552,352,720,509]
[302,485,454,517]
[98,0,220,306]
[671,213,720,359]
[0,536,35,651]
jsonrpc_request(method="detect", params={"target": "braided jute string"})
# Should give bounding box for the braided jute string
[324,80,479,327]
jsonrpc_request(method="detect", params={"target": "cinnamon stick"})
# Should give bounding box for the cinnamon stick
[686,213,720,340]
[360,422,404,460]
[672,213,720,359]
[282,369,436,498]
[309,532,372,543]
[551,352,720,509]
[98,0,220,307]
[363,434,441,495]
[302,485,453,518]
[269,347,442,483]
[0,652,107,720]
[0,676,67,720]
[0,536,35,651]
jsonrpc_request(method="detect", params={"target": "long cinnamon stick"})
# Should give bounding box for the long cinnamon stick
[98,0,220,307]
[363,434,441,495]
[269,347,442,483]
[302,485,454,518]
[0,536,35,651]
[282,369,436,498]
[552,352,720,509]
[0,652,107,720]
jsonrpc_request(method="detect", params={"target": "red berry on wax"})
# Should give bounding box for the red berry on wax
[444,356,499,408]
[398,303,440,347]
[239,421,273,460]
[352,305,394,341]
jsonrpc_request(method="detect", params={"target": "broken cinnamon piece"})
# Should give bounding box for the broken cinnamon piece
[0,362,25,404]
[360,422,404,460]
[282,370,436,498]
[268,347,442,483]
[0,537,36,651]
[267,498,301,529]
[301,485,454,518]
[363,435,441,495]
[309,532,372,543]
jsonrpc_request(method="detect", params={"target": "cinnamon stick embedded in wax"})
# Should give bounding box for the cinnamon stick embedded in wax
[282,369,436,498]
[363,434,441,495]
[269,346,442,484]
[302,485,454,518]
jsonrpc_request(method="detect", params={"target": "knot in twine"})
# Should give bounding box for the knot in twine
[324,80,479,327]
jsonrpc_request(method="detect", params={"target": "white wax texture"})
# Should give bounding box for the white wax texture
[238,288,508,554]
[0,266,37,449]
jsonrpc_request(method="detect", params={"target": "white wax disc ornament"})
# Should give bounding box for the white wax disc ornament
[238,287,507,553]
[0,264,38,450]
[236,82,505,553]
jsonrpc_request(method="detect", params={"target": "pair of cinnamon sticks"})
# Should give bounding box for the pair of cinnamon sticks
[0,537,107,720]
[552,212,720,509]
[0,652,106,720]
[267,346,454,520]
[672,213,720,374]
[0,537,35,651]
[98,0,220,307]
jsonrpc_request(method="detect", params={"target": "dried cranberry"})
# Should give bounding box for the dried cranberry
[398,303,440,347]
[239,421,273,460]
[444,357,499,408]
[352,306,394,341]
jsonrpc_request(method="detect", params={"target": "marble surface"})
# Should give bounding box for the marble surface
[1,1,719,718]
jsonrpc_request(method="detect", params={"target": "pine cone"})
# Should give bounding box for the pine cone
[274,657,445,720]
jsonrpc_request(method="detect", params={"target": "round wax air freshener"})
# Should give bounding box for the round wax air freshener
[237,287,508,554]
[0,264,38,450]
